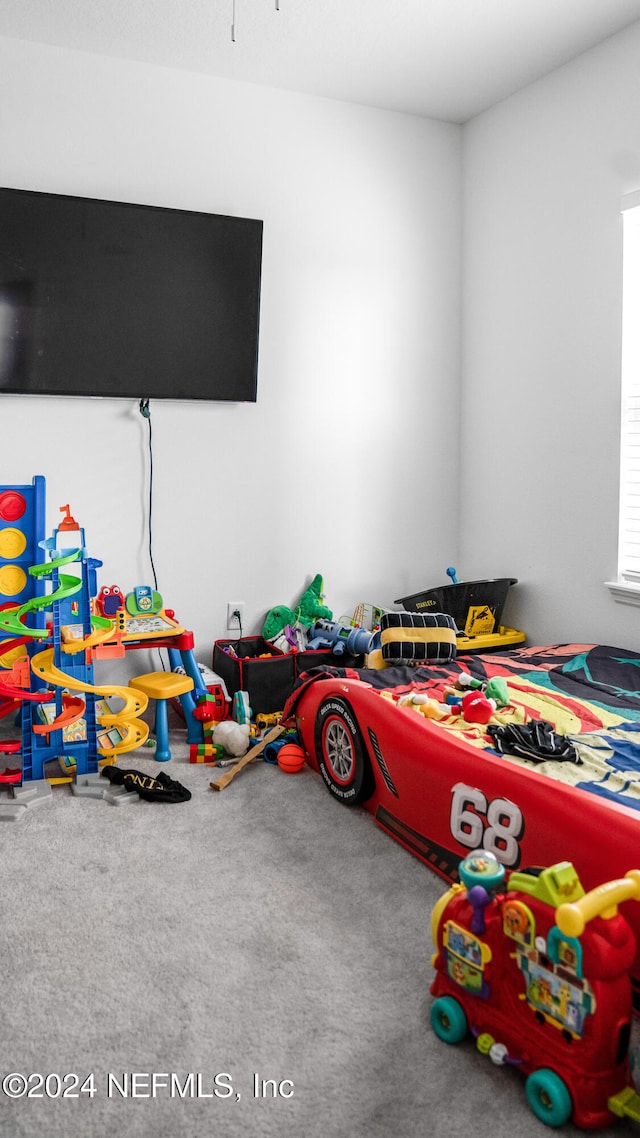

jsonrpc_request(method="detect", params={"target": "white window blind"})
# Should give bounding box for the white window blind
[618,192,640,583]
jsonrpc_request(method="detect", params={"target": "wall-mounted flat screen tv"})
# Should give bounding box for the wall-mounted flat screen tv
[0,187,263,403]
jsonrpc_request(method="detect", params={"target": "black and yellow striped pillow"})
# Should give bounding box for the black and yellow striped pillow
[379,611,457,665]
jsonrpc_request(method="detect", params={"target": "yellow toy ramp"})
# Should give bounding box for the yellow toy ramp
[31,648,146,708]
[30,648,149,757]
[98,687,148,721]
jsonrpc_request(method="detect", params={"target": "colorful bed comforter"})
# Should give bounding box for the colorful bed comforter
[291,643,640,813]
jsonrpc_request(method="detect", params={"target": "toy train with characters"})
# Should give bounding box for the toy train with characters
[429,852,640,1129]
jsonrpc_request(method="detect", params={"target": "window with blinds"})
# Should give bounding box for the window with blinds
[618,191,640,584]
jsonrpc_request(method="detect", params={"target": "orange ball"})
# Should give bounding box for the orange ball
[277,742,306,774]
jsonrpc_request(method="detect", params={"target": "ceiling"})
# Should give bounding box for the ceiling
[2,0,640,123]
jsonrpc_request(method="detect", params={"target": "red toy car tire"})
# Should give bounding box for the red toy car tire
[314,697,374,806]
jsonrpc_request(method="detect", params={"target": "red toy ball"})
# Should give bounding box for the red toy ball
[277,742,306,774]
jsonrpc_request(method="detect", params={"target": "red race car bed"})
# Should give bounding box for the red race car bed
[285,643,640,1005]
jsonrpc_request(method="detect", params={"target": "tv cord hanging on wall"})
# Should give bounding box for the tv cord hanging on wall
[139,397,165,672]
[139,398,159,594]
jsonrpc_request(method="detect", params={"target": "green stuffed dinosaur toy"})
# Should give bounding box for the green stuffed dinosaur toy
[262,574,333,641]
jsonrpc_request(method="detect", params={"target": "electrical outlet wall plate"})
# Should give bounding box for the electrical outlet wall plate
[226,602,245,632]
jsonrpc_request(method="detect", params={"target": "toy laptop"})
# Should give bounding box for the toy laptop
[395,577,525,652]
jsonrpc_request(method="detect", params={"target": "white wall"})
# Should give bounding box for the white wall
[0,37,462,668]
[462,20,640,647]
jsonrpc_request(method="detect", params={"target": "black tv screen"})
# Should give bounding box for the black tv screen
[0,187,263,402]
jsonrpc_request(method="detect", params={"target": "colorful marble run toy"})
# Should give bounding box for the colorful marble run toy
[0,480,151,784]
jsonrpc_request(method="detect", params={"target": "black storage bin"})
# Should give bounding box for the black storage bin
[213,637,295,715]
[293,647,364,677]
[395,578,517,637]
[293,648,335,678]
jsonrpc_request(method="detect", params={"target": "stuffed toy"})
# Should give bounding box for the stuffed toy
[262,606,296,642]
[211,720,251,757]
[296,574,332,626]
[455,671,510,708]
[397,693,451,720]
[262,574,333,641]
[457,691,496,724]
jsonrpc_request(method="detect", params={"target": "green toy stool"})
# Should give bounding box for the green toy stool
[129,672,194,762]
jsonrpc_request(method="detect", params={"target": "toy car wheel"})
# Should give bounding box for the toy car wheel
[525,1068,572,1128]
[430,996,467,1044]
[314,697,374,805]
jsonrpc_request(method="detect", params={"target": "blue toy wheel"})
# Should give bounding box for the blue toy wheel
[430,996,467,1045]
[525,1068,572,1128]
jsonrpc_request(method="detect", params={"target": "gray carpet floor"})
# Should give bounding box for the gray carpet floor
[0,715,637,1138]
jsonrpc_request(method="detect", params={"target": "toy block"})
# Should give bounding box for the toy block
[189,743,224,764]
[193,706,223,724]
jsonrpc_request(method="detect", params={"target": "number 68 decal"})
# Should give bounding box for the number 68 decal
[450,782,524,867]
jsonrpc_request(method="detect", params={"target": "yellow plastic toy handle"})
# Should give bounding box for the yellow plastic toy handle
[556,870,640,938]
[430,884,464,947]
